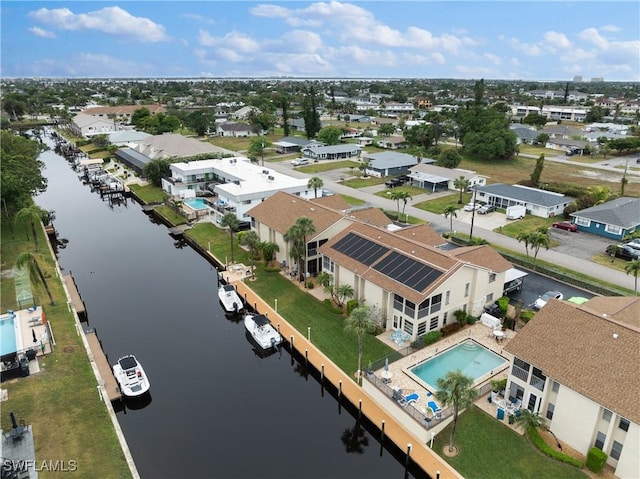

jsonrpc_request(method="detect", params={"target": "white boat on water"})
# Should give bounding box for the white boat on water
[113,355,150,398]
[244,313,283,350]
[218,284,244,313]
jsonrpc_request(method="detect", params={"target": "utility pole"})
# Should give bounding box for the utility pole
[261,141,264,167]
[469,186,478,242]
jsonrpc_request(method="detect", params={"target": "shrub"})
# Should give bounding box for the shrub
[497,296,510,316]
[346,299,359,315]
[466,315,477,325]
[490,378,507,392]
[441,323,461,337]
[453,309,467,325]
[529,428,584,468]
[422,330,442,345]
[520,310,535,323]
[306,281,314,289]
[411,336,425,349]
[586,447,607,472]
[322,298,343,315]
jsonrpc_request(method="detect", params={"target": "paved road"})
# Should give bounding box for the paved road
[270,159,637,292]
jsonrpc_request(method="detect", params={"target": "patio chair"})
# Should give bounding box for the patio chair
[427,400,441,413]
[405,393,419,405]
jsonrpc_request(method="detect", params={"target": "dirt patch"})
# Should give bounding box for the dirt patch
[442,444,459,457]
[63,346,75,354]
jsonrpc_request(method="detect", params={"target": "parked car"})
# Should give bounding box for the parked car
[463,202,481,212]
[385,179,403,188]
[624,238,640,250]
[291,158,309,166]
[484,302,502,318]
[321,189,334,197]
[533,291,563,310]
[552,221,578,232]
[396,175,411,184]
[236,221,251,231]
[477,204,496,214]
[606,244,640,261]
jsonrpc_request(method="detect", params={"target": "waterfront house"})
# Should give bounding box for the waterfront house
[504,297,640,479]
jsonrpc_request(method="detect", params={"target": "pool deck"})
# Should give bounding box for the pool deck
[375,323,514,416]
[15,306,52,358]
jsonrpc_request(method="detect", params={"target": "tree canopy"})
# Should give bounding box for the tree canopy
[143,158,171,187]
[317,126,343,145]
[1,131,47,216]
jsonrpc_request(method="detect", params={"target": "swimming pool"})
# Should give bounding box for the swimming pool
[0,315,19,357]
[183,198,210,211]
[410,339,507,390]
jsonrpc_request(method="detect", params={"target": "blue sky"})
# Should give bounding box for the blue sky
[1,1,639,80]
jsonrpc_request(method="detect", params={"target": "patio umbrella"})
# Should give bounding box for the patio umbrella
[32,329,38,343]
[10,411,18,429]
[384,358,389,373]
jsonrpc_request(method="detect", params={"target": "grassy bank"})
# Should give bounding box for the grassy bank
[0,217,131,478]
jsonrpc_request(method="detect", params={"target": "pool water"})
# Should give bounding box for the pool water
[183,198,209,211]
[0,316,18,356]
[410,339,506,389]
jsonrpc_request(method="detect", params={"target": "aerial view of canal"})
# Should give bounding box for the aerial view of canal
[35,133,428,479]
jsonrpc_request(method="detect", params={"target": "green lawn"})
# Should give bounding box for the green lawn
[297,159,361,174]
[154,205,188,226]
[341,194,366,206]
[414,193,471,214]
[128,184,168,204]
[433,407,587,479]
[342,176,388,188]
[374,185,426,199]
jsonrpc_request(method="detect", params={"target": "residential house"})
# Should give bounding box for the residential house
[273,136,323,154]
[302,144,361,161]
[541,106,587,122]
[356,136,375,147]
[541,125,584,139]
[570,197,640,241]
[361,151,419,177]
[80,104,166,123]
[474,184,574,218]
[215,122,257,138]
[381,102,415,117]
[319,222,513,340]
[376,135,408,150]
[545,137,589,154]
[510,126,540,145]
[161,158,313,221]
[247,191,392,276]
[504,297,639,479]
[106,130,151,146]
[70,113,117,137]
[230,106,260,120]
[130,133,224,160]
[408,164,487,193]
[113,148,152,176]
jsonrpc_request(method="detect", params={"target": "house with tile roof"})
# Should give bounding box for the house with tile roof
[247,191,392,276]
[570,197,640,241]
[474,184,574,219]
[319,222,513,339]
[504,297,640,478]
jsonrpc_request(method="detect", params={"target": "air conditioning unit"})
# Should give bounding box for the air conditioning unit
[233,180,240,185]
[267,176,275,181]
[262,169,269,175]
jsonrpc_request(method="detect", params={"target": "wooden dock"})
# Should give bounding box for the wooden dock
[168,224,191,236]
[85,330,122,402]
[63,273,86,317]
[233,281,462,479]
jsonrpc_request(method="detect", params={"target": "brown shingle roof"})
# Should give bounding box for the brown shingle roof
[580,296,640,330]
[505,300,640,424]
[393,224,448,247]
[248,191,343,235]
[310,195,350,210]
[349,208,392,228]
[448,245,513,273]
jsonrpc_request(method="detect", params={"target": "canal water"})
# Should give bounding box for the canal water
[35,135,428,479]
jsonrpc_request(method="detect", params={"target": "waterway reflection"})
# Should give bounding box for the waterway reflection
[35,130,428,479]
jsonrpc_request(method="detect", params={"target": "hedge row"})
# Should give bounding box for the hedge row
[528,428,584,469]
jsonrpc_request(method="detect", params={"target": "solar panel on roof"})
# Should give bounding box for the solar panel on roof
[332,233,389,266]
[373,251,442,292]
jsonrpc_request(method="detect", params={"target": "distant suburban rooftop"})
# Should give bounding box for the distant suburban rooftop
[571,197,640,228]
[362,151,418,168]
[476,184,573,207]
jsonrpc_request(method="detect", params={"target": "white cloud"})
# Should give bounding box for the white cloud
[509,38,543,56]
[216,48,245,63]
[599,24,620,33]
[542,31,572,51]
[579,28,609,49]
[484,53,502,65]
[28,26,56,39]
[28,6,168,42]
[274,30,323,53]
[198,30,260,53]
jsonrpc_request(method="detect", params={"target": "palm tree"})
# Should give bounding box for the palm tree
[285,217,316,283]
[336,283,354,307]
[344,306,374,384]
[308,176,324,198]
[453,176,470,204]
[219,213,240,264]
[516,231,532,259]
[260,241,280,266]
[529,230,550,266]
[16,252,55,305]
[443,205,458,234]
[434,370,478,453]
[587,185,611,205]
[239,230,261,279]
[15,205,48,252]
[624,259,640,295]
[389,190,412,222]
[514,408,544,434]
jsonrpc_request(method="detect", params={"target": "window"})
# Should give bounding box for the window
[418,299,430,319]
[605,224,622,236]
[429,316,439,331]
[417,321,427,335]
[619,418,630,432]
[489,273,496,283]
[242,199,252,205]
[430,294,442,314]
[443,311,448,325]
[486,293,494,302]
[546,403,555,420]
[404,320,414,335]
[575,217,590,227]
[610,441,623,461]
[594,432,606,450]
[394,294,403,312]
[552,381,559,393]
[404,300,416,318]
[602,409,612,422]
[464,283,470,297]
[445,291,450,305]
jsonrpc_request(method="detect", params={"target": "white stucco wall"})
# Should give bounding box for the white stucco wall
[550,387,600,454]
[616,422,640,479]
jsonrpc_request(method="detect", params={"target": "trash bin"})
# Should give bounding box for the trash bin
[25,349,37,361]
[497,408,505,420]
[19,357,30,377]
[508,414,515,425]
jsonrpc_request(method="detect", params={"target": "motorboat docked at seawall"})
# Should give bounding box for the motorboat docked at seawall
[244,313,283,350]
[112,355,150,398]
[218,284,244,314]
